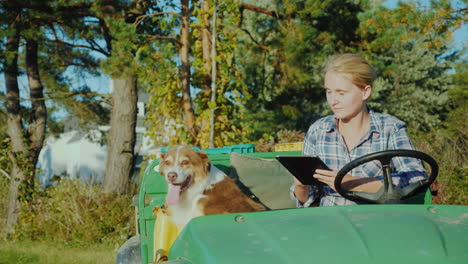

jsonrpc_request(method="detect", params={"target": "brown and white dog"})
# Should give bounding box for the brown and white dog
[157,145,265,230]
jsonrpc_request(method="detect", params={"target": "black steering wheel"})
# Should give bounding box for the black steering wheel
[334,150,438,204]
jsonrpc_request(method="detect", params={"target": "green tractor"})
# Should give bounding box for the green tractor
[117,144,468,264]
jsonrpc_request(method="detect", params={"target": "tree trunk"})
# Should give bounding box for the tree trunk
[4,29,26,235]
[201,0,213,146]
[102,77,138,194]
[201,0,212,96]
[3,9,26,232]
[5,35,49,235]
[209,1,217,148]
[180,0,198,140]
[5,164,25,235]
[26,39,47,163]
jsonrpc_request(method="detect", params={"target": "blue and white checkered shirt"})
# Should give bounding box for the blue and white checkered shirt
[290,108,426,207]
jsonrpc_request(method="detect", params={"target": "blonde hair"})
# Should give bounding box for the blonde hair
[323,53,376,89]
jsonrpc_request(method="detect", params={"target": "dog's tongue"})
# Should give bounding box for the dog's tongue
[166,184,181,205]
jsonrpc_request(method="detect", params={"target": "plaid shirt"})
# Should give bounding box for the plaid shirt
[290,108,426,207]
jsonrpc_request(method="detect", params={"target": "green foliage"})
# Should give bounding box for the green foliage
[359,0,464,131]
[412,118,467,205]
[14,179,136,246]
[7,135,43,208]
[253,129,305,153]
[0,107,7,139]
[368,37,456,131]
[237,0,363,135]
[404,57,466,205]
[143,0,252,148]
[357,1,463,54]
[276,129,306,144]
[0,135,11,173]
[0,143,10,236]
[101,19,138,78]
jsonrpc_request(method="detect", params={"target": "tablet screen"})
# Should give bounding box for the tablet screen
[276,155,330,185]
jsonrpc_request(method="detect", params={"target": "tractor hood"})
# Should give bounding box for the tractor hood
[168,205,468,264]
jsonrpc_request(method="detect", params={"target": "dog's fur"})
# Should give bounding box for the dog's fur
[158,146,265,229]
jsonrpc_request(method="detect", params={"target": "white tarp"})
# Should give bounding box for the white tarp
[36,131,107,186]
[36,130,159,186]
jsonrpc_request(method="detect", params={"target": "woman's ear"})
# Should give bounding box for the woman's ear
[362,85,372,101]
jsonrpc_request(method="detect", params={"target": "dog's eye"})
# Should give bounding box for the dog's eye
[181,160,189,165]
[164,160,171,166]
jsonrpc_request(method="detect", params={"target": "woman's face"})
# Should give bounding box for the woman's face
[324,71,371,122]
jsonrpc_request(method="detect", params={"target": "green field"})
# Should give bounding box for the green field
[0,240,115,264]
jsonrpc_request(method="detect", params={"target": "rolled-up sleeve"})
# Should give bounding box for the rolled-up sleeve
[290,184,319,207]
[388,123,427,187]
[289,123,322,207]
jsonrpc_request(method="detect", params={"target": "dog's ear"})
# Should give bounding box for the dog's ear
[198,151,211,173]
[160,153,165,161]
[198,151,209,162]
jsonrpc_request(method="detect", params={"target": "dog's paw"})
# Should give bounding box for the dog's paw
[152,206,162,216]
[153,206,171,216]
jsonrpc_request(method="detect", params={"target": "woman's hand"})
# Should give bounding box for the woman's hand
[292,176,310,204]
[313,169,355,191]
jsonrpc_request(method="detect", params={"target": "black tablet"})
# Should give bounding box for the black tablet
[276,155,331,185]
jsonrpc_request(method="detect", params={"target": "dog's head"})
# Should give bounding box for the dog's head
[159,145,210,190]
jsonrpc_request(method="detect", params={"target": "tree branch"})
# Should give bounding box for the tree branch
[48,25,110,56]
[50,39,110,57]
[0,168,10,180]
[49,26,111,58]
[97,18,113,53]
[0,91,109,102]
[133,11,180,26]
[238,2,283,27]
[240,28,270,51]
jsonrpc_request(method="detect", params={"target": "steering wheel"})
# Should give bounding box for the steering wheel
[334,150,438,204]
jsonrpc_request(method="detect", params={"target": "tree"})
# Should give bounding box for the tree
[358,0,465,132]
[368,37,457,131]
[97,1,145,194]
[98,15,139,194]
[48,0,155,194]
[1,0,113,233]
[2,0,49,235]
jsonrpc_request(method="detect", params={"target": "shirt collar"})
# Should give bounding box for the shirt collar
[368,108,381,134]
[325,106,381,134]
[325,117,337,133]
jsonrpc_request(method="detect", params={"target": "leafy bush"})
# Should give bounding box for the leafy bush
[254,129,306,152]
[411,110,467,205]
[0,137,11,237]
[13,179,136,247]
[276,129,306,144]
[254,138,275,153]
[0,172,9,237]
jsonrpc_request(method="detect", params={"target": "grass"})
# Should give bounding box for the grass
[0,240,116,264]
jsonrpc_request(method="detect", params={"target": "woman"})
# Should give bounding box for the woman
[291,53,426,207]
